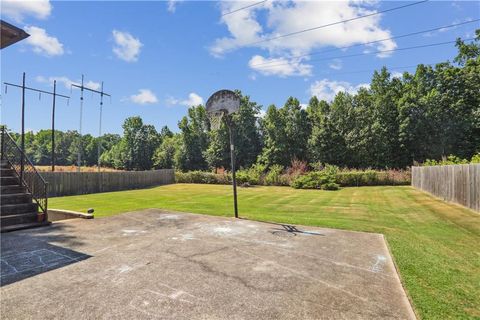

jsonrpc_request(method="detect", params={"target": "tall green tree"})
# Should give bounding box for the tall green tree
[177,106,209,171]
[259,97,311,168]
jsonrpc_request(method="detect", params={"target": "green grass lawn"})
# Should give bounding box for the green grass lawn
[49,184,480,319]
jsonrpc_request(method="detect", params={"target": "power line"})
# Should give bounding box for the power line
[251,19,479,67]
[253,38,475,70]
[318,63,439,77]
[221,1,267,16]
[247,0,429,46]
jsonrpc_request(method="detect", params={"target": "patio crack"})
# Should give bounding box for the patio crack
[165,247,286,294]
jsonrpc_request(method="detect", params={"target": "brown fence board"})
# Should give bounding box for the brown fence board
[411,164,480,212]
[41,169,175,197]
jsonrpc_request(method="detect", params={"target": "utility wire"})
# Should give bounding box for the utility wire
[251,19,479,67]
[247,0,429,46]
[318,63,439,77]
[253,38,475,70]
[221,0,267,16]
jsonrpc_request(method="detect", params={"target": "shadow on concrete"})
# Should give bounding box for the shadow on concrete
[238,217,326,236]
[1,223,91,287]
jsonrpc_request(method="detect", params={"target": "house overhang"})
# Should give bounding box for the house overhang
[1,20,30,49]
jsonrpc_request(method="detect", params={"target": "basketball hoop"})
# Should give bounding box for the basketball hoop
[206,90,240,218]
[208,110,225,131]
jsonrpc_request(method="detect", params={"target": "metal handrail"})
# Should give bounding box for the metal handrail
[1,127,48,213]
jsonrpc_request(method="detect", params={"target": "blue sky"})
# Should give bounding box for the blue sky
[1,0,479,135]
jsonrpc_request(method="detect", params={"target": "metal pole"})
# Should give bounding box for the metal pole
[1,126,4,161]
[77,75,84,172]
[51,80,56,172]
[20,72,25,182]
[98,82,103,173]
[228,122,239,218]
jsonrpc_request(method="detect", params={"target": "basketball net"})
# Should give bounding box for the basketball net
[208,110,226,130]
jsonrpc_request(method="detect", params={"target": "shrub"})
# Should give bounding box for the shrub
[265,165,284,186]
[336,169,410,187]
[309,161,324,171]
[235,170,252,185]
[471,153,480,163]
[422,155,470,166]
[235,163,266,185]
[175,171,230,184]
[336,170,379,187]
[176,165,410,189]
[282,159,309,185]
[291,165,339,190]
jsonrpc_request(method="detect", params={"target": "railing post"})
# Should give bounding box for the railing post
[1,126,4,161]
[20,72,26,183]
[44,182,49,219]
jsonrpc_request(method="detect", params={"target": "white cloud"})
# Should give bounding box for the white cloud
[112,30,143,62]
[167,0,183,13]
[166,92,204,107]
[85,81,101,91]
[328,59,343,70]
[211,1,396,76]
[391,71,403,79]
[36,75,72,89]
[258,109,266,118]
[249,55,312,77]
[129,89,158,105]
[310,79,369,102]
[2,0,52,22]
[35,75,100,90]
[24,26,64,56]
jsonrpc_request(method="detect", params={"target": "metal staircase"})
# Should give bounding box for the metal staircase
[0,127,49,232]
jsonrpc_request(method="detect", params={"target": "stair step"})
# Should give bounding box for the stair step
[0,193,32,205]
[0,185,26,194]
[1,212,40,227]
[1,203,38,215]
[0,168,15,177]
[0,176,20,186]
[1,220,50,233]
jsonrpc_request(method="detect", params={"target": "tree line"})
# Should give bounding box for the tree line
[10,33,480,171]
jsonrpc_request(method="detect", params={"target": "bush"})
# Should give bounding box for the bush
[422,155,470,166]
[176,165,410,189]
[175,171,230,184]
[281,159,309,185]
[235,164,266,185]
[265,165,284,186]
[291,165,339,190]
[470,153,480,163]
[336,170,379,186]
[336,169,410,186]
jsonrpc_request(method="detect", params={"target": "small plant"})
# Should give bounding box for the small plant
[265,165,284,186]
[471,153,480,163]
[422,154,470,166]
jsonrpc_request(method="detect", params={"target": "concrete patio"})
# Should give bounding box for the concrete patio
[1,209,415,319]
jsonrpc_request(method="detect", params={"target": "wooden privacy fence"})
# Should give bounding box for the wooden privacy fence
[41,169,175,197]
[411,164,479,212]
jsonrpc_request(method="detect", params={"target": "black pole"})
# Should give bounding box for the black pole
[20,72,25,182]
[98,82,103,173]
[51,80,56,172]
[228,122,238,218]
[77,75,84,172]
